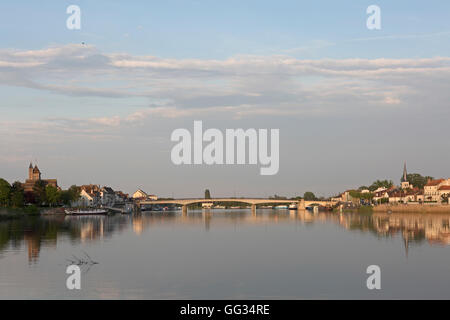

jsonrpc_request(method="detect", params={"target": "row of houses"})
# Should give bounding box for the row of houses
[386,178,450,204]
[74,186,159,208]
[75,185,130,207]
[334,178,450,205]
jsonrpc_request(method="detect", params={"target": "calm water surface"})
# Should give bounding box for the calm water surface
[1,209,450,299]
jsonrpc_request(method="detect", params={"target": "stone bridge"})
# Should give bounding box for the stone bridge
[138,198,338,214]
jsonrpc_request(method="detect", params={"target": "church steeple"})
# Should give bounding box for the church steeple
[402,162,408,182]
[28,162,33,180]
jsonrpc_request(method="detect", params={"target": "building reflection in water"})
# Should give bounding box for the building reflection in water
[23,233,41,264]
[1,209,450,264]
[372,213,450,246]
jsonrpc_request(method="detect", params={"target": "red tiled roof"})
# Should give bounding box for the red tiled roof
[425,179,445,187]
[438,186,450,191]
[388,188,423,197]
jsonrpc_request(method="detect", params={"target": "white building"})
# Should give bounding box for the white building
[424,179,450,202]
[373,187,390,203]
[438,186,450,203]
[132,189,158,201]
[76,189,100,207]
[132,189,148,199]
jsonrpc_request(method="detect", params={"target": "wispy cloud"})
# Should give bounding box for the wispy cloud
[1,44,450,135]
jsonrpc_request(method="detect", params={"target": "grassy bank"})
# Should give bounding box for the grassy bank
[373,204,450,213]
[0,206,41,220]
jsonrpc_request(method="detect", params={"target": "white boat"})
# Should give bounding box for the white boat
[288,203,297,210]
[65,208,108,215]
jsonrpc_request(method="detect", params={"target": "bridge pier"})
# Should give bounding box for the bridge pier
[182,205,187,216]
[251,204,256,215]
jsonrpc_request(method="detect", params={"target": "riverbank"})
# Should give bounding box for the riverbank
[373,204,450,213]
[0,206,41,220]
[40,207,65,215]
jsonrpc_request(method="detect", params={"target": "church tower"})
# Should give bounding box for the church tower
[24,162,57,193]
[401,162,411,189]
[32,165,41,181]
[28,162,33,180]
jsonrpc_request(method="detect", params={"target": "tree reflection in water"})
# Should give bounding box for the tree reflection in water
[1,210,450,264]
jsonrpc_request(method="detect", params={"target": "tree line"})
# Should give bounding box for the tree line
[0,178,80,208]
[204,189,321,201]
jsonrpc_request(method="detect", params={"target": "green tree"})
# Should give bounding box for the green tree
[204,189,211,199]
[361,192,374,203]
[369,180,394,191]
[67,185,81,203]
[0,179,11,207]
[33,180,47,205]
[303,192,317,201]
[10,181,24,208]
[403,173,434,189]
[46,185,60,207]
[269,194,287,200]
[349,190,362,199]
[349,190,372,204]
[60,190,72,205]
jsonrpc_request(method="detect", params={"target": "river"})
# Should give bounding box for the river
[1,209,449,299]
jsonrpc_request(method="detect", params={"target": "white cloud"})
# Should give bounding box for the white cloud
[1,44,449,131]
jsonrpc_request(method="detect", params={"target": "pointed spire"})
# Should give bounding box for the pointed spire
[402,162,408,182]
[29,162,33,168]
[33,164,40,173]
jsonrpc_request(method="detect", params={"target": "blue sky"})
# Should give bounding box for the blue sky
[2,1,450,58]
[1,1,450,197]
